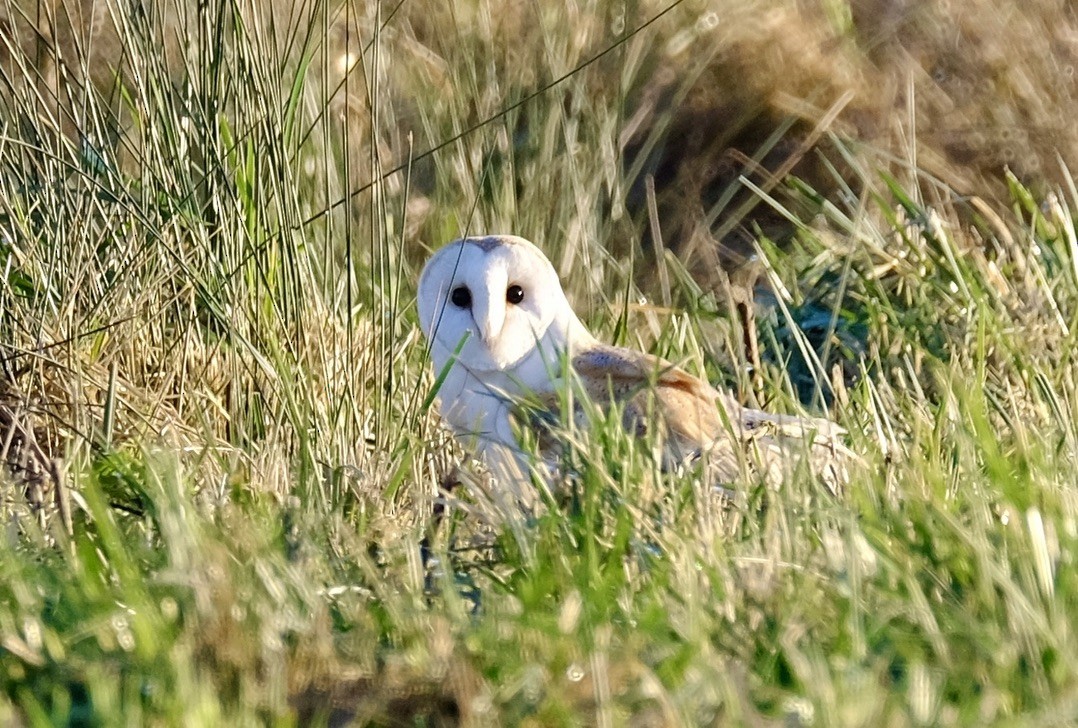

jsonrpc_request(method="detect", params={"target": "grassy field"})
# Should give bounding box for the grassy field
[1,0,1076,724]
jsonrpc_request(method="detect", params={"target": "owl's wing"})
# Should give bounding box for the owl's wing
[571,344,854,491]
[570,344,730,447]
[481,343,727,444]
[571,344,715,401]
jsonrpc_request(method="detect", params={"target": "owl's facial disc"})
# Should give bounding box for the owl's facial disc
[449,246,545,369]
[418,237,565,375]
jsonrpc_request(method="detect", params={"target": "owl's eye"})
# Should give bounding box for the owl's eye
[450,286,472,308]
[506,284,524,304]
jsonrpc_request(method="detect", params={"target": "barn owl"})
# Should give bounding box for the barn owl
[417,234,850,509]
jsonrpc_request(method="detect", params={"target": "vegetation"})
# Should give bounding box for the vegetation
[0,0,1075,724]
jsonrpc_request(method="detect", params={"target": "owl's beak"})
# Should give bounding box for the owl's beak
[474,295,505,343]
[473,269,507,344]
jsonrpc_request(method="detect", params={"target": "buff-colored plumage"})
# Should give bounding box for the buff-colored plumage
[417,235,851,506]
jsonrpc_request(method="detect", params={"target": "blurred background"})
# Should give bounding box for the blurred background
[5,0,1076,270]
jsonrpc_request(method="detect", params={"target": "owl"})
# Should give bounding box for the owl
[417,234,851,508]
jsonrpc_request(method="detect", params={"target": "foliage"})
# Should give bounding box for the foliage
[0,0,1076,724]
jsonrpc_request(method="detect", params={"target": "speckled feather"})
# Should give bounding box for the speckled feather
[525,343,851,492]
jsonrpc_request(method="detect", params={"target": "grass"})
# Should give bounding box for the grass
[0,0,1076,724]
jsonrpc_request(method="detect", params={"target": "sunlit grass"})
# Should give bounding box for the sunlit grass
[0,0,1076,724]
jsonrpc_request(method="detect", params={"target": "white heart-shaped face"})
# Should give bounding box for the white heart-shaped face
[417,235,572,375]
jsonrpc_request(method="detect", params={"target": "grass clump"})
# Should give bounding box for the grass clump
[0,0,1076,724]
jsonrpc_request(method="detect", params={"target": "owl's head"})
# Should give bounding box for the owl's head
[417,235,588,374]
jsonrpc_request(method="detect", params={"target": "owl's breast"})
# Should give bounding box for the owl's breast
[435,364,518,449]
[431,330,572,462]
